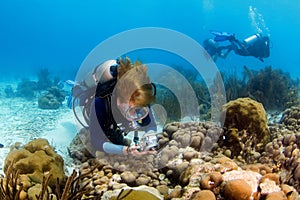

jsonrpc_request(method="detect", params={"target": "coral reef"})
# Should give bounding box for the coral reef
[38,86,66,109]
[148,65,300,123]
[16,78,38,99]
[0,139,101,200]
[153,65,211,122]
[65,118,300,199]
[223,66,300,111]
[68,128,95,163]
[70,150,299,200]
[259,126,300,191]
[279,106,300,131]
[148,65,299,122]
[36,68,54,91]
[4,85,15,98]
[0,160,23,200]
[223,69,248,102]
[101,185,163,200]
[15,68,63,102]
[247,66,299,110]
[223,179,252,200]
[155,84,181,122]
[217,97,270,161]
[4,138,67,188]
[0,159,99,200]
[2,106,300,199]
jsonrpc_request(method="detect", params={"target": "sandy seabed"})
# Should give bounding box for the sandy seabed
[0,82,78,175]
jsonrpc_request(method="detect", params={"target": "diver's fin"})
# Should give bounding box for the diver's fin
[210,30,235,42]
[65,80,76,86]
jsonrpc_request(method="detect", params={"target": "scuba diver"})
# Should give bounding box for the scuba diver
[203,38,232,61]
[230,33,270,62]
[204,30,270,62]
[69,57,158,156]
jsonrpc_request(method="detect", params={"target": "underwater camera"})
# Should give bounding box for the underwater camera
[138,132,158,151]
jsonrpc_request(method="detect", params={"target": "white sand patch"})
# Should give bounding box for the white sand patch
[40,109,78,173]
[0,80,78,174]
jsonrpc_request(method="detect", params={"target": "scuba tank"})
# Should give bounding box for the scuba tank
[72,59,118,128]
[244,34,261,46]
[243,34,270,60]
[83,59,117,87]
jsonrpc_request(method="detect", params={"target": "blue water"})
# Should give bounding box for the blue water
[0,0,299,80]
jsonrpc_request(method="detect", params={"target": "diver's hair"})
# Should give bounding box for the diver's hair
[116,57,155,106]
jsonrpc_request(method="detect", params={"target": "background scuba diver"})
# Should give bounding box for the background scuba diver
[202,38,232,61]
[203,30,270,62]
[71,57,158,156]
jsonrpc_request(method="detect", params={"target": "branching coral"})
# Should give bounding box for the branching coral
[0,160,101,200]
[221,66,299,111]
[54,168,97,200]
[222,68,248,101]
[35,174,52,200]
[247,66,299,110]
[0,160,23,200]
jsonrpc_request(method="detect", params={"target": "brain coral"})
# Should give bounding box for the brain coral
[4,138,67,188]
[221,97,270,152]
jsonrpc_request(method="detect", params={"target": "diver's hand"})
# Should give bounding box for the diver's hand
[123,145,155,156]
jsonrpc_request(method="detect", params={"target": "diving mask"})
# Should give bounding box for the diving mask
[119,103,149,121]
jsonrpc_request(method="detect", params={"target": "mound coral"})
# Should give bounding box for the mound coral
[16,78,38,99]
[38,86,66,109]
[1,156,100,200]
[218,97,270,159]
[280,106,300,131]
[192,190,216,200]
[4,138,67,188]
[102,186,163,200]
[223,179,252,200]
[261,120,300,192]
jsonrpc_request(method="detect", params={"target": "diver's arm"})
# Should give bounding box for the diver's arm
[218,45,233,59]
[102,142,145,155]
[229,39,250,56]
[103,142,126,155]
